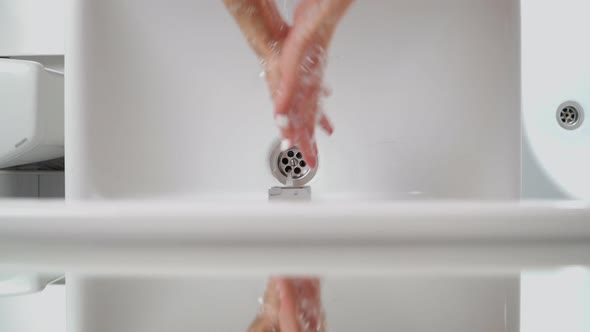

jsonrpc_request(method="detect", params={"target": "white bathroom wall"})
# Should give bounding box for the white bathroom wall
[0,0,65,56]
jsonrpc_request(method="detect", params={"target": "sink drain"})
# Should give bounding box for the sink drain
[557,101,584,130]
[269,139,317,186]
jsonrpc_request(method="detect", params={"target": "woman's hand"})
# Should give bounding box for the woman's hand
[224,0,353,167]
[272,0,353,167]
[248,277,325,332]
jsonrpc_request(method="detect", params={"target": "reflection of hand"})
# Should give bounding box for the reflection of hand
[248,277,324,332]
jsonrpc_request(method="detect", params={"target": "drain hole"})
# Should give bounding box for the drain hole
[270,139,318,186]
[557,102,583,130]
[560,106,579,124]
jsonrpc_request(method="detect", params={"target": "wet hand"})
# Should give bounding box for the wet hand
[224,0,353,167]
[248,277,325,332]
[272,0,354,167]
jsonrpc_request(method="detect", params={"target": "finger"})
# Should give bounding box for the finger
[295,129,317,168]
[292,278,321,304]
[262,278,281,317]
[276,279,300,332]
[276,86,309,152]
[305,111,317,145]
[290,278,322,332]
[306,80,323,130]
[274,24,319,118]
[290,93,316,168]
[287,85,314,156]
[298,86,319,139]
[296,105,317,168]
[265,58,283,99]
[294,62,322,141]
[317,111,334,136]
[269,58,296,149]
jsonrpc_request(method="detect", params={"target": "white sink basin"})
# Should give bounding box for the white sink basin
[522,0,590,200]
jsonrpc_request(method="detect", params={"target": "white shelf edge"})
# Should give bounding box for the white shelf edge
[0,200,589,275]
